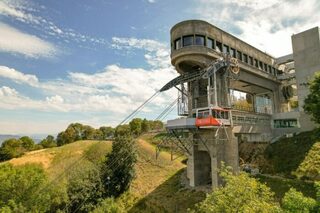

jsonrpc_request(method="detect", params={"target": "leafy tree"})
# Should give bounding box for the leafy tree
[0,139,25,161]
[282,188,317,213]
[114,125,131,137]
[102,136,137,198]
[99,126,115,139]
[194,166,281,213]
[304,72,320,124]
[19,136,35,151]
[93,198,124,213]
[150,120,164,131]
[40,135,57,148]
[0,164,54,212]
[83,125,96,140]
[141,118,150,133]
[66,160,104,212]
[129,118,142,136]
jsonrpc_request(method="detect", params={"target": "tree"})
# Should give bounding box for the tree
[0,164,54,212]
[282,188,317,212]
[102,136,137,198]
[0,139,25,161]
[129,118,142,136]
[99,126,115,140]
[141,118,150,133]
[40,135,57,148]
[19,136,35,151]
[194,166,281,213]
[304,72,320,124]
[114,125,131,137]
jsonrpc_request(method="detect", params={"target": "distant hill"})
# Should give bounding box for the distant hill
[0,134,20,144]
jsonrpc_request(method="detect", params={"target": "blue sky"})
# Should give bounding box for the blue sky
[0,0,319,136]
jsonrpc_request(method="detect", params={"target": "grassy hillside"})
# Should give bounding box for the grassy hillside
[4,137,205,212]
[262,130,320,180]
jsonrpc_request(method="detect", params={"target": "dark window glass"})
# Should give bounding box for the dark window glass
[183,35,193,46]
[223,44,229,53]
[249,56,253,65]
[230,48,236,57]
[243,54,248,63]
[264,63,268,71]
[268,65,272,73]
[272,67,276,75]
[254,59,259,68]
[206,38,214,49]
[237,51,242,61]
[195,35,205,46]
[174,38,181,50]
[259,61,263,70]
[216,41,222,52]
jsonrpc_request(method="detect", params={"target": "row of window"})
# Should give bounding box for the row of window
[273,119,298,128]
[232,116,270,124]
[173,35,279,76]
[196,109,229,119]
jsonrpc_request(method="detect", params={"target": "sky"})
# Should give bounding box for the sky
[0,0,319,136]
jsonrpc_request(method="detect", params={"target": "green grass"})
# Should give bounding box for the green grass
[262,129,320,178]
[256,175,317,201]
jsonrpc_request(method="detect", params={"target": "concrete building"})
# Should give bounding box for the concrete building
[161,20,320,188]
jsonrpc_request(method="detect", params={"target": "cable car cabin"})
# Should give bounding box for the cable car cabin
[195,107,231,127]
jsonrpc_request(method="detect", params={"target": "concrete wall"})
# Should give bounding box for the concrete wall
[292,27,320,131]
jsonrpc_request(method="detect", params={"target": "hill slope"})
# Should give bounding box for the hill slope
[5,138,205,212]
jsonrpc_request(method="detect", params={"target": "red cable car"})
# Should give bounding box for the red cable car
[195,107,231,127]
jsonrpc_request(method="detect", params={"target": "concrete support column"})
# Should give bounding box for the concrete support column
[223,127,240,174]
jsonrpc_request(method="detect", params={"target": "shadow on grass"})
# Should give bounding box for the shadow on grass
[262,130,320,177]
[128,169,206,213]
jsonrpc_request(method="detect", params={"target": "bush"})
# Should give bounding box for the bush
[0,164,54,212]
[93,198,125,213]
[282,188,317,212]
[194,166,281,213]
[0,139,25,161]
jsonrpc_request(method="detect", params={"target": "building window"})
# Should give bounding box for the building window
[249,56,253,66]
[243,54,248,63]
[195,35,205,46]
[183,35,193,46]
[268,65,272,74]
[237,51,242,61]
[274,119,298,128]
[216,41,222,52]
[223,44,229,53]
[206,38,214,49]
[264,63,268,72]
[259,61,263,70]
[272,67,276,75]
[230,48,236,57]
[254,59,259,68]
[174,38,181,50]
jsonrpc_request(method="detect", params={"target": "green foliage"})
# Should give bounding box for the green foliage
[0,164,53,212]
[282,188,317,212]
[93,197,125,213]
[141,118,150,133]
[0,138,25,161]
[115,124,131,137]
[40,135,57,148]
[102,136,137,198]
[304,72,320,124]
[66,160,104,212]
[19,136,35,151]
[194,167,281,213]
[129,118,142,136]
[99,126,115,139]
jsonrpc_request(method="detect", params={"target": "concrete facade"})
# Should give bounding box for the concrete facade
[166,20,320,188]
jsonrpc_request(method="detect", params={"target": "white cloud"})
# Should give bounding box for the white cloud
[0,0,109,47]
[0,37,177,115]
[147,0,156,3]
[0,22,57,58]
[0,66,39,86]
[194,0,320,57]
